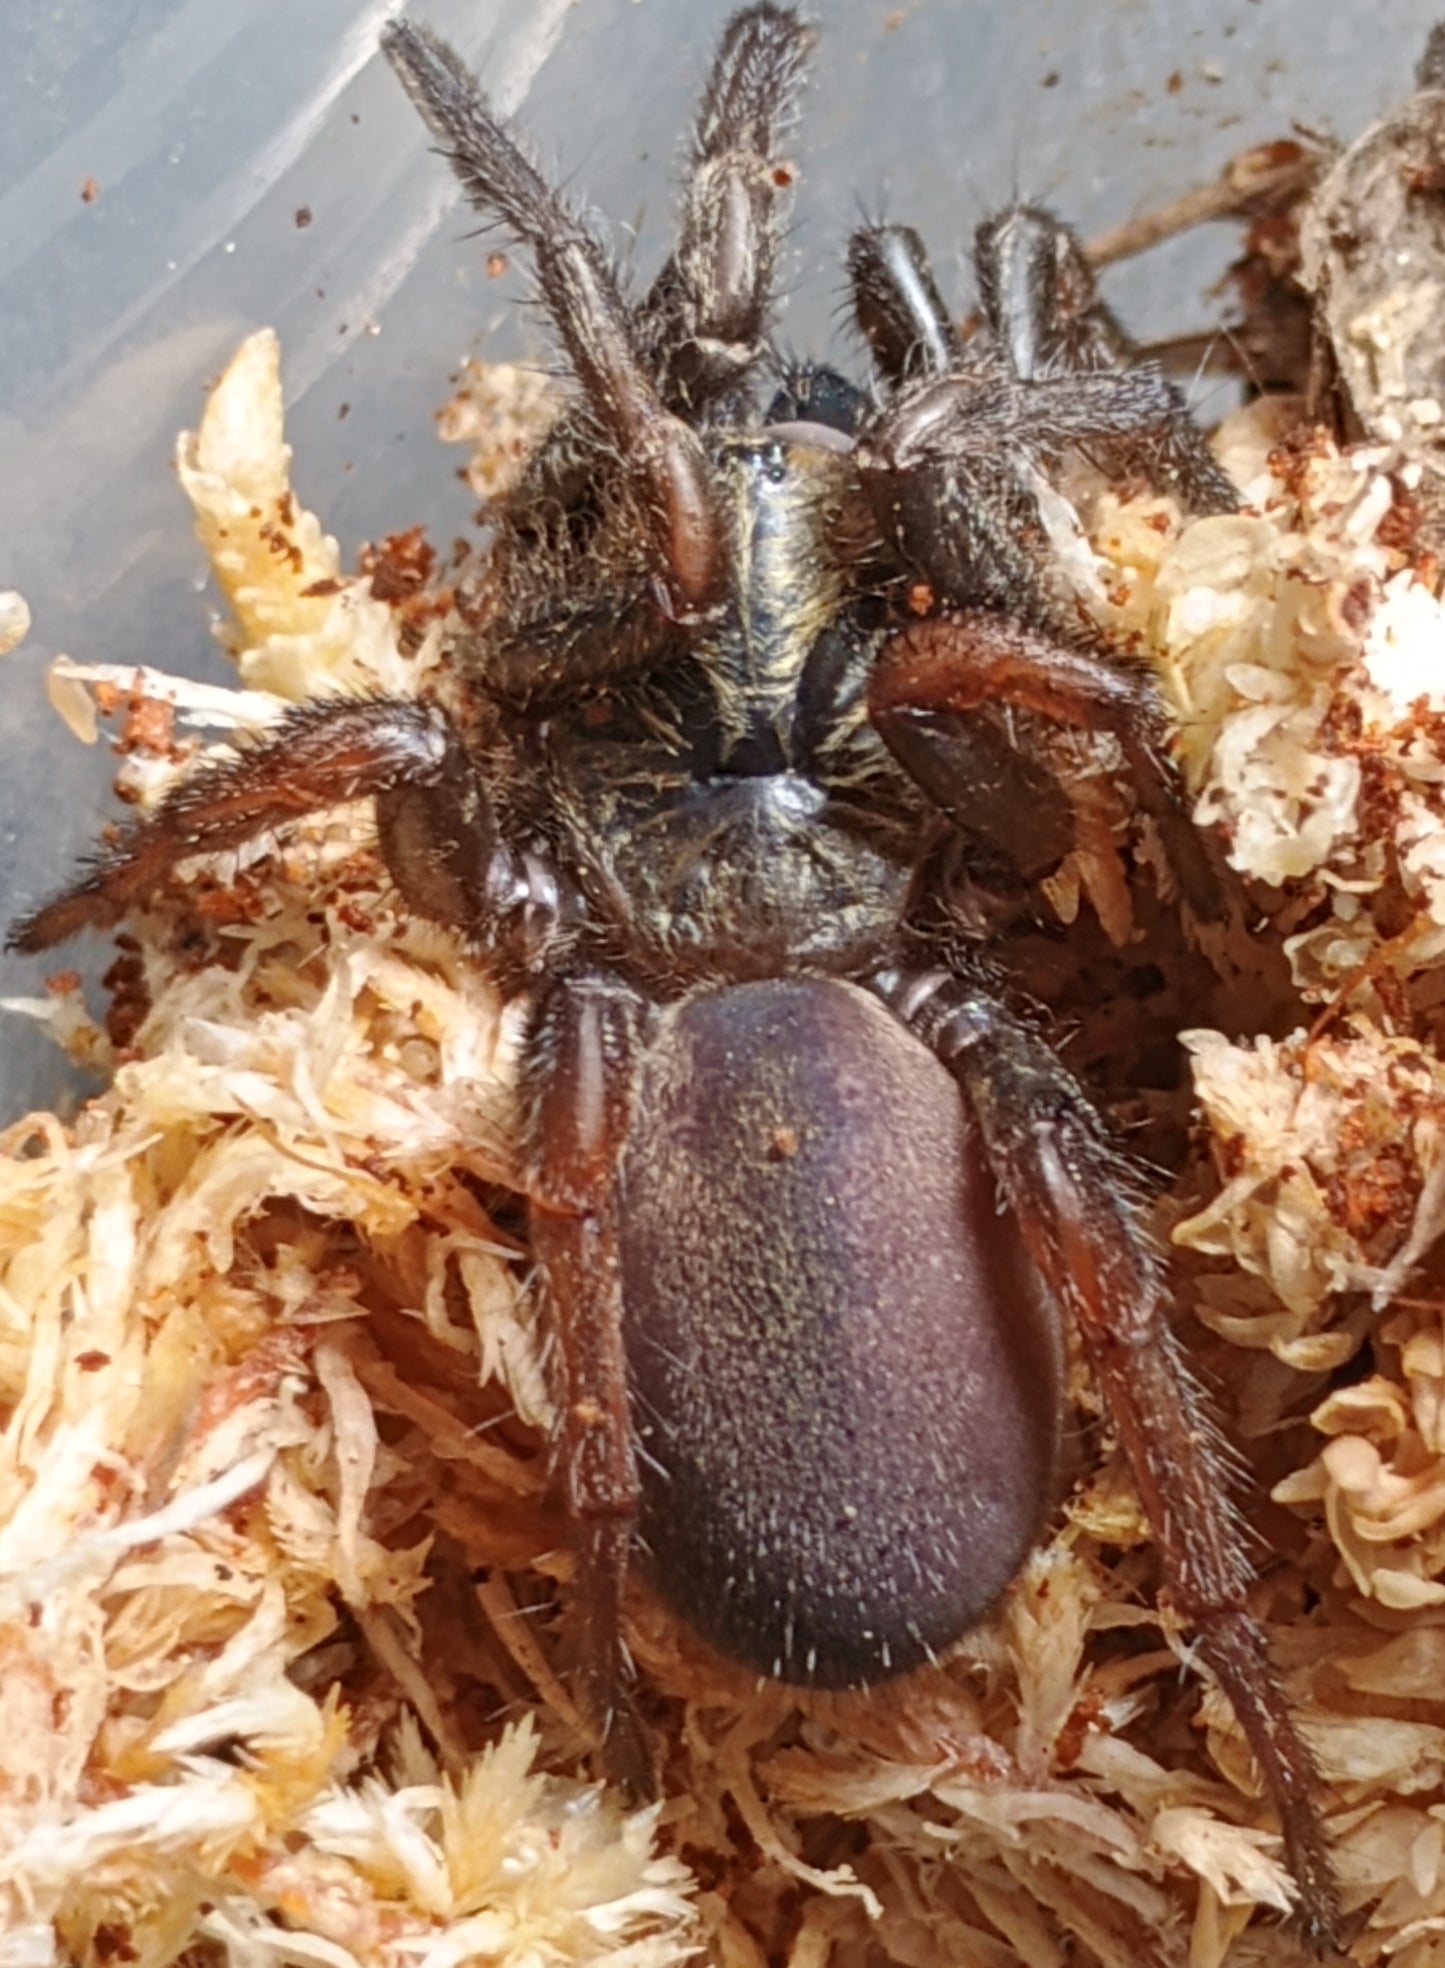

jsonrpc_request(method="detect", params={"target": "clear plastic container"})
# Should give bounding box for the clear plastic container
[2,0,1436,1116]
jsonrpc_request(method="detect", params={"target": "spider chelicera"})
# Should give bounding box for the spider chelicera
[9,7,1339,1947]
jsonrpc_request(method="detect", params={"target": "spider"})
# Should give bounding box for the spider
[9,6,1339,1948]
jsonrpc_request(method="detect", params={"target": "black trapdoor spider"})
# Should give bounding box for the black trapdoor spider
[9,6,1339,1949]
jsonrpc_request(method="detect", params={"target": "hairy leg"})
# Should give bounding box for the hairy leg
[848,222,964,385]
[976,202,1233,513]
[851,198,1236,624]
[873,966,1341,1954]
[8,697,513,953]
[870,609,1225,919]
[975,202,1134,380]
[864,358,1237,518]
[382,20,723,617]
[639,4,813,417]
[524,974,654,1793]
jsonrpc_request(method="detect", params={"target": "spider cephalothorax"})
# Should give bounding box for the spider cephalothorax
[9,7,1339,1948]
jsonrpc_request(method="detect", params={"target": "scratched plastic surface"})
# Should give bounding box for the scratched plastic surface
[1,0,1440,1116]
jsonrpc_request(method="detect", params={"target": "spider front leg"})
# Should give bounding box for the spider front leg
[848,222,963,384]
[975,203,1135,382]
[849,206,1131,392]
[873,968,1342,1955]
[525,974,654,1794]
[851,206,1237,628]
[382,20,724,618]
[638,3,813,418]
[858,359,1237,625]
[7,697,537,960]
[974,202,1237,512]
[870,610,1225,921]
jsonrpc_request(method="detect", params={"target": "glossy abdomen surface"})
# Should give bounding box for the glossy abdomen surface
[617,976,1063,1685]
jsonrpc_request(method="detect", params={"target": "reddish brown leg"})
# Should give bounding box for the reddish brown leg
[876,967,1341,1954]
[870,611,1226,921]
[382,22,723,619]
[8,697,501,953]
[639,5,813,414]
[525,975,655,1795]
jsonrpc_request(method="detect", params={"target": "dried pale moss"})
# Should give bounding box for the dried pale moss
[1090,396,1445,998]
[9,309,1445,1968]
[1078,390,1445,1964]
[437,357,561,507]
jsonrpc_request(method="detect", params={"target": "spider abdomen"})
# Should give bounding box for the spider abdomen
[617,976,1064,1685]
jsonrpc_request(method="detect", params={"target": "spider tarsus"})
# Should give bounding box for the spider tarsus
[694,3,814,159]
[848,223,963,384]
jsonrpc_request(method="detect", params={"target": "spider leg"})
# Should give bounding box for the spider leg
[873,966,1341,1955]
[854,199,1236,626]
[869,610,1225,919]
[868,351,1236,520]
[974,203,1235,515]
[526,974,654,1794]
[848,222,963,385]
[857,357,1237,626]
[6,698,539,959]
[381,21,723,617]
[639,4,814,419]
[975,203,1135,381]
